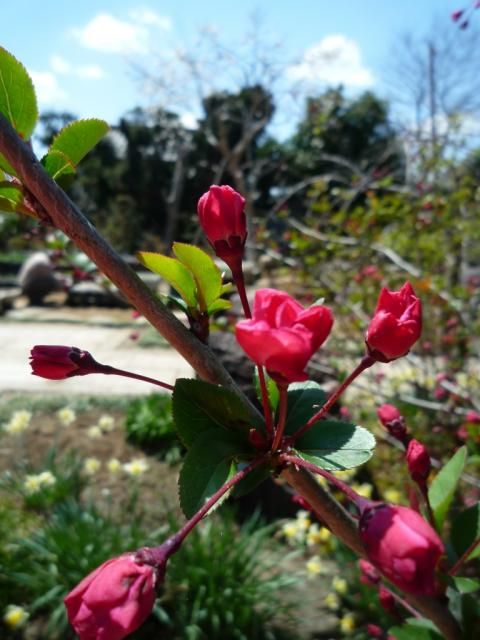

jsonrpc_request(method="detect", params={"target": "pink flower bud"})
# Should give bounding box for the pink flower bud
[235,288,333,384]
[358,559,381,585]
[366,282,422,362]
[406,439,431,484]
[64,554,157,640]
[376,404,408,443]
[197,185,247,263]
[30,345,103,380]
[359,503,444,595]
[451,10,464,22]
[378,585,398,615]
[466,410,480,424]
[366,624,383,638]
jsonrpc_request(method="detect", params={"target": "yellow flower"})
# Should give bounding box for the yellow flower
[384,488,402,504]
[3,410,32,435]
[339,612,355,634]
[23,471,56,494]
[84,458,101,475]
[281,522,299,540]
[352,483,373,499]
[87,425,103,439]
[305,556,324,576]
[3,605,29,629]
[98,414,115,432]
[123,458,149,477]
[318,527,331,543]
[324,593,340,610]
[107,458,122,474]
[332,576,348,594]
[57,407,76,426]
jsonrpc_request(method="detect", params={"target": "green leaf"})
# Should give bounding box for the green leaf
[389,620,443,640]
[0,46,38,139]
[0,153,17,176]
[428,446,467,530]
[254,368,279,414]
[232,463,271,498]
[284,381,327,435]
[41,150,76,187]
[449,576,480,594]
[451,502,480,561]
[207,298,232,313]
[0,180,23,211]
[172,378,254,448]
[47,118,109,166]
[172,242,222,307]
[294,420,375,471]
[137,252,197,308]
[179,429,248,517]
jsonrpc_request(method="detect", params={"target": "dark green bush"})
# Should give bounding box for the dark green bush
[124,394,179,458]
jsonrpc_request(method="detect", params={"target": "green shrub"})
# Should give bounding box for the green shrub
[157,509,297,640]
[1,499,164,638]
[124,394,180,458]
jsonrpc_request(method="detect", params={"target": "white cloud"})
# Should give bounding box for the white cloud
[129,7,172,30]
[29,71,67,105]
[179,112,198,129]
[287,35,374,88]
[77,65,104,79]
[71,10,171,55]
[50,55,70,75]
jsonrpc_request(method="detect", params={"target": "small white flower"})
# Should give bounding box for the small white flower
[123,458,149,477]
[3,605,29,629]
[84,458,101,475]
[3,410,32,435]
[98,414,115,432]
[87,425,103,439]
[305,555,324,577]
[56,407,76,426]
[23,471,57,494]
[107,458,122,474]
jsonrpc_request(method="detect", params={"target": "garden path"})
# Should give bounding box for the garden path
[0,306,193,395]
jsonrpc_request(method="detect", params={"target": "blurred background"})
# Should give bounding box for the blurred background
[0,1,479,639]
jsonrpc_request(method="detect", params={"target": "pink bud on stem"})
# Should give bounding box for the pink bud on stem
[30,345,174,391]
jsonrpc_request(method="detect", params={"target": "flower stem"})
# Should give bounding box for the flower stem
[272,384,288,451]
[448,537,480,576]
[384,585,422,618]
[99,365,174,391]
[419,483,436,530]
[143,456,269,564]
[292,355,375,442]
[279,453,369,512]
[257,367,274,436]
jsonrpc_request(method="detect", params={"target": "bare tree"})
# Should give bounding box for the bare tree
[385,16,480,178]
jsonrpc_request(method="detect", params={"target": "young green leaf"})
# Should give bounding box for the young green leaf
[284,381,327,435]
[253,368,280,413]
[179,429,249,518]
[0,180,23,212]
[47,118,109,166]
[41,150,76,187]
[388,621,443,640]
[449,576,480,594]
[172,378,254,448]
[172,242,223,307]
[294,420,375,470]
[428,446,467,531]
[137,252,197,308]
[451,502,480,561]
[0,47,38,139]
[207,298,232,313]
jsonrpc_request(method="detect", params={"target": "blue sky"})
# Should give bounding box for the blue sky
[0,0,466,133]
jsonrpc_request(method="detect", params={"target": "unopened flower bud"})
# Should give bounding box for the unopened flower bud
[376,404,408,443]
[197,185,247,265]
[359,503,444,595]
[358,559,380,586]
[366,283,422,362]
[65,553,159,640]
[406,439,431,484]
[30,345,104,380]
[377,585,397,616]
